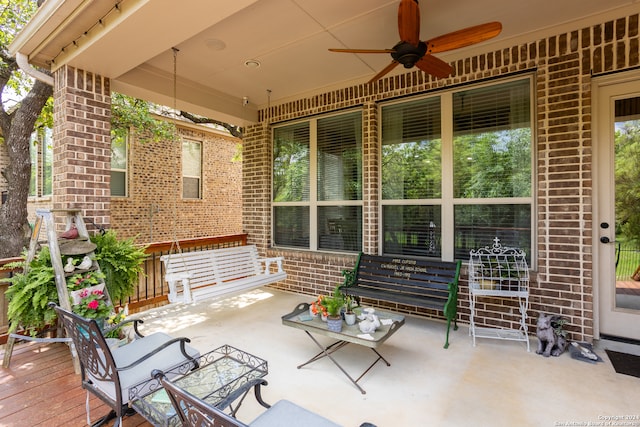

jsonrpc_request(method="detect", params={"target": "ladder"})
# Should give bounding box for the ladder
[2,208,112,370]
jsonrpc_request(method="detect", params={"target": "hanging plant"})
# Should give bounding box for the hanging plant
[90,230,147,302]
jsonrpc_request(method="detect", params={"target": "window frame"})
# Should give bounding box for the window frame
[182,138,203,200]
[272,109,364,252]
[110,130,128,197]
[378,75,536,263]
[28,128,53,198]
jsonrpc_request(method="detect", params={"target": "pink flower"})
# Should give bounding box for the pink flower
[87,300,99,310]
[91,289,103,296]
[79,289,89,298]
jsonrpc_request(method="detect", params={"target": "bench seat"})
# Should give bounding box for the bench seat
[161,245,286,304]
[342,253,461,348]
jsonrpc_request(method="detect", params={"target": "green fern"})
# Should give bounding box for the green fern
[90,230,147,302]
[3,247,58,335]
[4,231,147,333]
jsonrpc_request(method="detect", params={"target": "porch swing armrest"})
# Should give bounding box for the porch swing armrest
[261,256,284,274]
[165,272,193,303]
[165,272,193,282]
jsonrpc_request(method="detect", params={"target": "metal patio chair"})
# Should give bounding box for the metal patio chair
[152,369,352,427]
[51,303,201,427]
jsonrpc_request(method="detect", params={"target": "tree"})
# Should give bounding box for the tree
[0,0,53,258]
[615,120,640,243]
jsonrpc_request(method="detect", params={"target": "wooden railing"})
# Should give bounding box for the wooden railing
[0,233,248,343]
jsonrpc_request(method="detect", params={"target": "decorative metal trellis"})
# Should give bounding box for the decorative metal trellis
[468,237,530,351]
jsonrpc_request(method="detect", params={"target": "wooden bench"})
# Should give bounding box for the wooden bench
[160,245,286,304]
[341,253,461,348]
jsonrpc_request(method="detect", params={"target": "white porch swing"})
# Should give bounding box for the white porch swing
[160,48,286,304]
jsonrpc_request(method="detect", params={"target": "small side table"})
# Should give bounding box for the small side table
[130,344,269,426]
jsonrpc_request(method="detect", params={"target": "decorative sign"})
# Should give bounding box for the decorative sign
[379,258,428,279]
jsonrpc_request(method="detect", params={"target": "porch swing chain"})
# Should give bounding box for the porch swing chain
[169,47,182,259]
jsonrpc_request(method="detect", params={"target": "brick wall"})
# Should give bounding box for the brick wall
[242,123,271,251]
[245,13,640,341]
[52,66,111,229]
[110,124,242,244]
[37,68,242,244]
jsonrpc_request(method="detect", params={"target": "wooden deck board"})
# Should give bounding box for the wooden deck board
[617,279,640,296]
[0,340,151,427]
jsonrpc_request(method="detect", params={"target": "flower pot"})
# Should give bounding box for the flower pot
[344,312,357,326]
[326,315,343,332]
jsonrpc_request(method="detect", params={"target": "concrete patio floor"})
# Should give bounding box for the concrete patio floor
[134,288,640,427]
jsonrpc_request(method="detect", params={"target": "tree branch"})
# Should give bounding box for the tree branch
[178,110,244,138]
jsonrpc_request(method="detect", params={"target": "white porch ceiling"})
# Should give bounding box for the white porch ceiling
[10,0,639,126]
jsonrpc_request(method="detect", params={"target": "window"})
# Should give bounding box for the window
[273,111,362,251]
[381,77,533,261]
[42,129,52,196]
[29,128,53,197]
[29,134,37,197]
[182,139,202,199]
[110,132,128,197]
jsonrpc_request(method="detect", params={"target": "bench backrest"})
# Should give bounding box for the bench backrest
[351,253,461,300]
[161,245,262,287]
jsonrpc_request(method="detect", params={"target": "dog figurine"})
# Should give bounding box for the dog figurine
[535,313,568,357]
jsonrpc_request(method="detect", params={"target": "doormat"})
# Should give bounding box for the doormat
[605,349,640,378]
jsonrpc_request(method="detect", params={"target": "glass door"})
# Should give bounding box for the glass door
[595,74,640,341]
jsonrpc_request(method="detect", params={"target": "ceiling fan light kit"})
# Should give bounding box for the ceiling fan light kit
[329,0,502,84]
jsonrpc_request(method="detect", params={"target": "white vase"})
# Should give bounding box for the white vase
[344,312,357,326]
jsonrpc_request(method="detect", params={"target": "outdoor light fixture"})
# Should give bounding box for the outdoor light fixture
[244,59,261,69]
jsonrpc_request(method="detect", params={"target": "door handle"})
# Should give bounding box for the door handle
[600,236,615,244]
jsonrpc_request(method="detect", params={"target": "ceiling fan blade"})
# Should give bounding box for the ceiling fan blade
[368,61,400,84]
[398,0,420,45]
[329,48,395,54]
[425,21,502,54]
[415,54,453,78]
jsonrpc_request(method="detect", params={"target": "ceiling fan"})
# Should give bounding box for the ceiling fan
[329,0,502,83]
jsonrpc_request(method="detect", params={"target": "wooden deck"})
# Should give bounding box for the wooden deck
[617,279,640,296]
[0,340,151,427]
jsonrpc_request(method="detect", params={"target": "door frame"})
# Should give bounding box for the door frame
[592,69,640,340]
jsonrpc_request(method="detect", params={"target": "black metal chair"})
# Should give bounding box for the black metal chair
[152,370,348,427]
[50,303,200,427]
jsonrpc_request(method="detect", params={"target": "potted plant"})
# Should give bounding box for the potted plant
[3,230,146,335]
[72,288,112,322]
[320,285,345,332]
[310,296,327,320]
[90,230,147,302]
[344,295,357,326]
[3,247,58,335]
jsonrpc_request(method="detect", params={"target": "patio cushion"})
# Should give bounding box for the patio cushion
[250,400,341,427]
[87,331,200,404]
